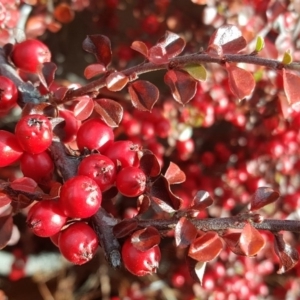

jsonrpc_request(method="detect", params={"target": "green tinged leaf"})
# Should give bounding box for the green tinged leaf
[282,50,293,65]
[255,36,264,52]
[183,63,207,81]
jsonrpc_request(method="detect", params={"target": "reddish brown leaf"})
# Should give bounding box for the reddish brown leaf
[137,194,151,215]
[54,87,69,101]
[274,233,299,274]
[0,214,13,249]
[208,25,246,55]
[94,98,123,127]
[128,80,159,111]
[283,69,300,107]
[73,96,94,121]
[139,150,161,177]
[190,190,214,211]
[54,3,74,23]
[84,64,106,79]
[82,35,112,67]
[39,62,57,89]
[22,103,57,118]
[106,72,129,92]
[164,69,197,104]
[188,232,223,262]
[131,227,161,252]
[250,187,280,211]
[148,44,169,64]
[222,231,246,256]
[0,193,11,207]
[10,177,38,193]
[239,222,265,256]
[131,41,149,57]
[113,218,138,239]
[165,162,186,185]
[226,63,255,100]
[175,217,198,248]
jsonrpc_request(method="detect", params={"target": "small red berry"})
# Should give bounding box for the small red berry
[122,238,161,276]
[59,175,102,218]
[0,76,18,111]
[15,114,53,154]
[11,39,51,73]
[58,222,98,265]
[116,166,146,197]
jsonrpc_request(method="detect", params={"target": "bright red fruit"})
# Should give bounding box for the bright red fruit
[0,130,23,167]
[116,166,146,197]
[58,222,98,265]
[0,76,18,111]
[59,175,102,218]
[78,154,116,192]
[15,114,53,154]
[121,238,161,276]
[11,39,51,73]
[76,118,114,152]
[26,200,67,237]
[20,151,54,184]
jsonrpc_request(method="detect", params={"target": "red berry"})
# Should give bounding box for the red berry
[121,238,161,276]
[0,130,23,167]
[26,200,67,237]
[77,118,114,152]
[58,222,98,265]
[0,76,18,111]
[78,154,117,192]
[116,166,146,197]
[11,39,51,73]
[15,114,53,154]
[20,151,54,183]
[59,175,102,218]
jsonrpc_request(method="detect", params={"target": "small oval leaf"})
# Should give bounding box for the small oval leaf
[84,64,106,79]
[190,190,214,211]
[140,150,161,178]
[106,72,129,92]
[175,217,198,248]
[165,162,186,185]
[283,69,300,107]
[131,41,149,57]
[113,218,138,239]
[250,187,280,211]
[73,96,94,121]
[255,36,265,52]
[131,227,161,252]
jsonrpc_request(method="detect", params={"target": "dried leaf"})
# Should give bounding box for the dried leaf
[274,233,299,274]
[239,222,265,256]
[164,69,197,105]
[84,64,106,79]
[94,98,123,127]
[128,80,159,111]
[183,63,207,81]
[131,41,149,57]
[82,35,112,67]
[113,218,138,239]
[106,72,129,92]
[283,69,300,107]
[175,217,198,248]
[226,63,255,100]
[73,96,94,121]
[139,150,161,177]
[188,232,223,262]
[250,187,279,211]
[165,162,186,184]
[190,190,213,211]
[131,227,161,251]
[0,214,13,249]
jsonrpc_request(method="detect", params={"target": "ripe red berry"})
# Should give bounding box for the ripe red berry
[121,238,161,276]
[116,166,146,197]
[20,151,54,184]
[15,114,53,154]
[58,222,98,265]
[11,39,51,73]
[26,200,67,237]
[78,154,116,192]
[0,76,18,111]
[76,118,114,152]
[0,130,23,167]
[59,175,102,218]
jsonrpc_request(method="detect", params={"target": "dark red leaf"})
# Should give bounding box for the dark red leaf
[0,214,13,249]
[274,233,299,274]
[106,72,129,92]
[73,96,94,121]
[137,194,151,215]
[131,227,161,252]
[39,62,57,89]
[139,150,161,177]
[164,69,197,105]
[150,175,182,213]
[222,231,246,256]
[148,44,169,64]
[54,87,69,101]
[175,217,198,248]
[165,162,186,185]
[283,69,300,107]
[250,187,280,211]
[128,80,159,111]
[239,222,265,256]
[226,63,255,100]
[131,41,149,57]
[82,35,112,67]
[94,98,123,127]
[84,63,106,79]
[207,24,247,55]
[190,190,214,211]
[160,31,186,59]
[10,177,38,193]
[22,103,57,118]
[0,193,11,207]
[113,218,138,239]
[188,232,223,262]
